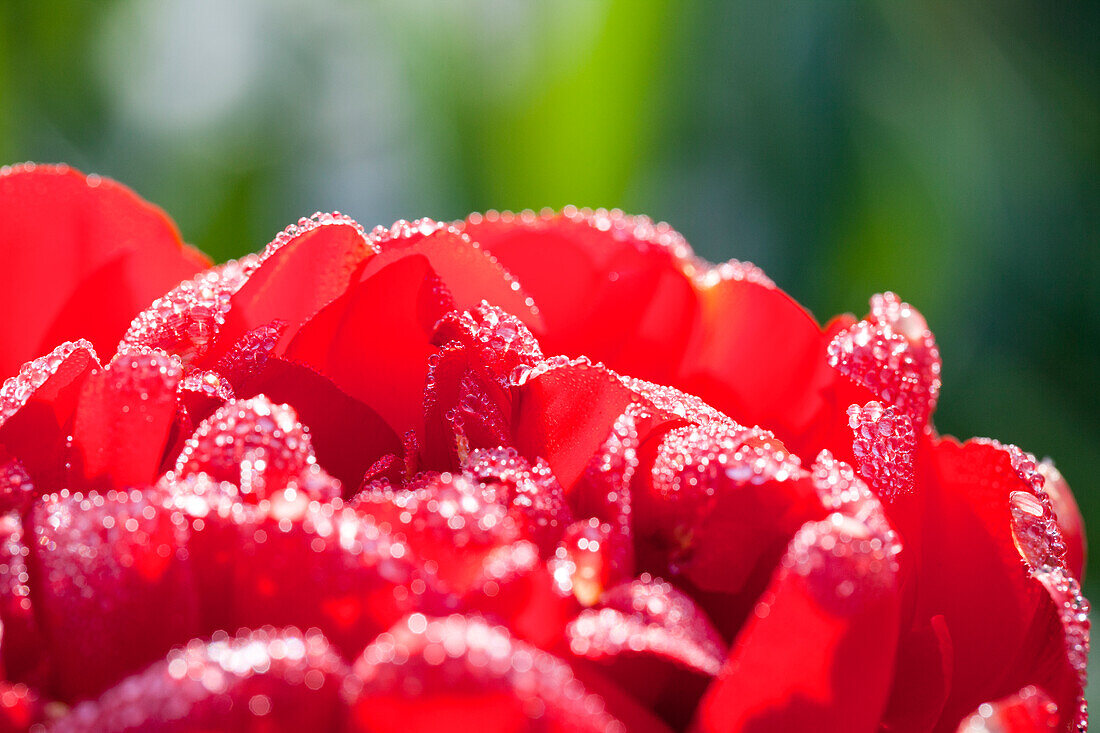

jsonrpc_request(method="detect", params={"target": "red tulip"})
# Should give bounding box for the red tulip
[0,166,1087,732]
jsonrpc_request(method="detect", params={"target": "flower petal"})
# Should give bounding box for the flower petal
[1036,460,1086,582]
[369,220,541,329]
[0,341,99,489]
[238,358,403,491]
[0,515,44,686]
[348,614,627,733]
[70,347,182,489]
[52,628,350,732]
[0,164,209,376]
[880,614,954,733]
[463,447,572,555]
[28,488,199,701]
[284,255,454,435]
[678,266,835,452]
[846,400,917,501]
[510,358,639,491]
[355,472,521,596]
[216,212,376,355]
[955,685,1060,733]
[828,293,942,430]
[459,209,697,384]
[697,452,903,733]
[917,437,1088,730]
[172,396,316,500]
[566,577,727,728]
[230,501,441,658]
[121,257,259,363]
[635,415,819,631]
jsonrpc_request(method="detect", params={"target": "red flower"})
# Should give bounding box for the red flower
[0,164,1087,732]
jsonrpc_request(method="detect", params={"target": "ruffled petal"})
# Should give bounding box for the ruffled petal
[828,293,942,431]
[1036,460,1086,582]
[0,164,209,376]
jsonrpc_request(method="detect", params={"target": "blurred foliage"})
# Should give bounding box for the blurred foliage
[2,0,1098,694]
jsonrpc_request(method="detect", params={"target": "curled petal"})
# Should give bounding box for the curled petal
[567,576,727,676]
[828,292,942,430]
[52,628,350,732]
[421,342,513,470]
[433,302,544,379]
[566,576,726,729]
[348,614,627,732]
[463,447,572,555]
[0,164,209,375]
[636,416,816,604]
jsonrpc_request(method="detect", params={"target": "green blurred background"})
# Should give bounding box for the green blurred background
[2,0,1098,699]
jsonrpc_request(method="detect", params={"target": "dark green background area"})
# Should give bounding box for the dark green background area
[2,0,1098,697]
